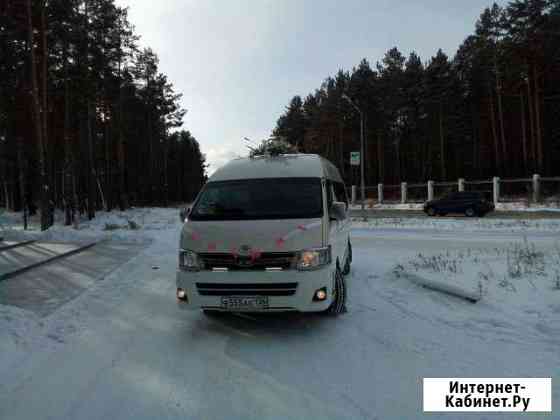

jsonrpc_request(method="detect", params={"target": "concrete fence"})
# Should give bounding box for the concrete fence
[350,175,560,207]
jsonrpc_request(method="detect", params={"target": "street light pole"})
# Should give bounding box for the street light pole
[360,110,365,214]
[342,94,366,217]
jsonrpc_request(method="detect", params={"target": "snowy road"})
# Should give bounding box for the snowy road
[0,210,558,420]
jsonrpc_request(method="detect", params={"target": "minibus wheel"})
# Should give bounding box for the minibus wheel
[342,242,352,276]
[202,309,221,317]
[326,263,347,315]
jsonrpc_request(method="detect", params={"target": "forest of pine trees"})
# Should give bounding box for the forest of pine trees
[0,0,207,230]
[273,0,560,188]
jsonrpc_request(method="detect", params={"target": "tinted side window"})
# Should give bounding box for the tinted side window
[458,192,481,200]
[326,181,334,209]
[333,182,348,206]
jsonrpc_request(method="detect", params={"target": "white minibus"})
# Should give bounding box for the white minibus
[176,154,351,315]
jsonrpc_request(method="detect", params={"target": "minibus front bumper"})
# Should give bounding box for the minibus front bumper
[176,265,335,312]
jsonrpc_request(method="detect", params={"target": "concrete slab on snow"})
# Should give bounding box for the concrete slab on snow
[0,241,145,317]
[0,242,82,277]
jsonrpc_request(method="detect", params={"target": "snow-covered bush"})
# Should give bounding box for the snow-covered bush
[407,252,461,274]
[104,223,122,231]
[396,239,560,300]
[127,220,141,230]
[506,237,546,279]
[553,243,560,290]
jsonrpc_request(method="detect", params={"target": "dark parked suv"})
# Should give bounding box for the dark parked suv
[423,192,495,217]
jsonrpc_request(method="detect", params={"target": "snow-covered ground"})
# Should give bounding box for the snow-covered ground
[393,238,560,342]
[0,208,558,419]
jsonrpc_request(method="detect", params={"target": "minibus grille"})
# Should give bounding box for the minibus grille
[198,252,297,271]
[196,282,298,296]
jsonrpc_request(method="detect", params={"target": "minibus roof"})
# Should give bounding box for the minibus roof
[209,154,343,183]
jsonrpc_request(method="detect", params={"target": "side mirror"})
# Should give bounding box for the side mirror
[179,207,190,222]
[329,201,346,221]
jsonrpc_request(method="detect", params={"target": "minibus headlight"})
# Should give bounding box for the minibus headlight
[179,250,201,271]
[297,246,331,270]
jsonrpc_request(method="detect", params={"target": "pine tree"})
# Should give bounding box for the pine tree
[0,0,206,224]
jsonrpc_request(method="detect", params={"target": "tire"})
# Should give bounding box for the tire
[427,207,436,217]
[202,309,221,317]
[465,207,476,217]
[342,241,352,276]
[326,263,347,315]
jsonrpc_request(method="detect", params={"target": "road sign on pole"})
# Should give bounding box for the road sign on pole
[350,151,360,166]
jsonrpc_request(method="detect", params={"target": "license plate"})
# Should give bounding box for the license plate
[220,296,269,310]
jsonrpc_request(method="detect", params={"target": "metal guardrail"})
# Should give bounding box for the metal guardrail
[464,180,493,185]
[500,178,531,184]
[349,174,560,206]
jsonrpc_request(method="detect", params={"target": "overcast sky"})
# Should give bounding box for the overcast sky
[115,0,500,174]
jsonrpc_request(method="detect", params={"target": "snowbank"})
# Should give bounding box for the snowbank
[0,207,183,244]
[350,203,424,210]
[353,217,560,232]
[495,202,560,212]
[349,201,560,212]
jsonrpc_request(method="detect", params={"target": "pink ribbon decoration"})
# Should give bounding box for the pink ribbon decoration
[249,248,262,262]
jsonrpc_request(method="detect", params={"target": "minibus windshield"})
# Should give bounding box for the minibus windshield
[189,178,323,221]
